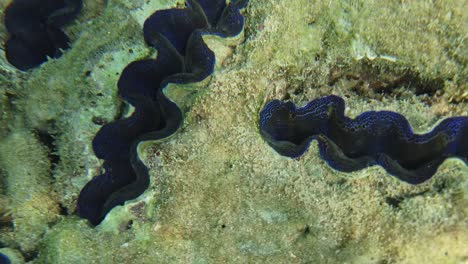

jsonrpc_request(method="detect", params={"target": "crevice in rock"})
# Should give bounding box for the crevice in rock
[33,128,60,171]
[385,190,430,209]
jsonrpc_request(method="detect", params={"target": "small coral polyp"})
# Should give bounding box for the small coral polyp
[4,0,82,70]
[76,0,248,226]
[259,95,468,184]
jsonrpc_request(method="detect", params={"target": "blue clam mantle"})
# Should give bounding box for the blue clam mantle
[0,252,11,264]
[77,0,248,226]
[4,0,82,70]
[259,95,468,184]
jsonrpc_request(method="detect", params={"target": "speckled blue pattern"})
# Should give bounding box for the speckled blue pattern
[259,95,467,184]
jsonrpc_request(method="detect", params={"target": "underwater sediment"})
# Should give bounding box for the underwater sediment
[0,0,467,263]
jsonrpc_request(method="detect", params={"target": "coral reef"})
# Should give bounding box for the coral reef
[0,0,466,263]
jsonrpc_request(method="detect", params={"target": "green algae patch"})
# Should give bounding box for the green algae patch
[37,219,107,264]
[240,0,467,103]
[0,131,59,253]
[37,218,213,263]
